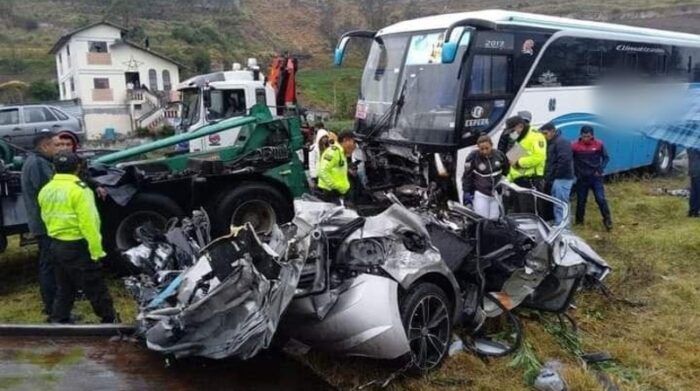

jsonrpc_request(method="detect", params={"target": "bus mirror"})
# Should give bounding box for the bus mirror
[442,42,459,64]
[334,36,351,66]
[333,30,377,66]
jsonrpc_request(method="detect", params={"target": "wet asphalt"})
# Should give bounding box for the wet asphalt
[0,336,332,390]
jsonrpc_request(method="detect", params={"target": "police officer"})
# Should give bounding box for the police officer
[317,130,356,203]
[504,115,547,213]
[39,151,116,324]
[21,131,60,316]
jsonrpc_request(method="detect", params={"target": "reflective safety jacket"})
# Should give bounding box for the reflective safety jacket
[317,142,350,195]
[508,127,547,181]
[38,173,106,261]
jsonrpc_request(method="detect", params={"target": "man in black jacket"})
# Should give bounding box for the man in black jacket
[541,123,574,226]
[463,136,510,219]
[688,148,700,217]
[20,131,60,316]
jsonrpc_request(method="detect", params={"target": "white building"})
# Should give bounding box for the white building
[49,21,183,139]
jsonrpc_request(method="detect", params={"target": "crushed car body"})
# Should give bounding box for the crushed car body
[122,180,610,370]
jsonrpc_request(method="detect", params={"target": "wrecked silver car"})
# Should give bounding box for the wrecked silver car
[122,181,610,371]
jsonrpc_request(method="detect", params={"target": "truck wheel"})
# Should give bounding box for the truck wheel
[210,182,292,236]
[652,141,674,176]
[106,193,184,251]
[0,233,7,253]
[399,283,452,372]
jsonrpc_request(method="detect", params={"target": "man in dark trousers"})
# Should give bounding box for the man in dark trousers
[39,152,117,324]
[687,148,700,217]
[541,123,575,226]
[572,126,612,231]
[20,131,59,316]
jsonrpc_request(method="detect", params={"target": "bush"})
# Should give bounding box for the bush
[28,80,58,102]
[192,48,211,74]
[134,127,151,138]
[158,125,175,138]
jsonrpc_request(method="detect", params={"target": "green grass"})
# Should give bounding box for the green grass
[300,173,700,390]
[297,67,362,118]
[0,237,137,324]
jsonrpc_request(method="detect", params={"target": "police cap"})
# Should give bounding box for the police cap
[54,151,81,174]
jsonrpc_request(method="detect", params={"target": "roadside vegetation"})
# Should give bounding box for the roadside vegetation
[299,173,700,390]
[1,172,698,389]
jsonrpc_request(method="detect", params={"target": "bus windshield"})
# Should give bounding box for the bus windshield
[357,31,468,145]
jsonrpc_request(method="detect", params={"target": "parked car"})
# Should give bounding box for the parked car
[0,104,84,149]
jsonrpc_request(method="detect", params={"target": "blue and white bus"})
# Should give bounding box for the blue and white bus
[334,10,700,184]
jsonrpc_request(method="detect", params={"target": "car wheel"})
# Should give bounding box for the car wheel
[652,141,674,176]
[399,283,452,371]
[209,182,292,236]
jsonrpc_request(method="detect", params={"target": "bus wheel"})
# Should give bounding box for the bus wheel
[210,182,292,236]
[652,142,674,176]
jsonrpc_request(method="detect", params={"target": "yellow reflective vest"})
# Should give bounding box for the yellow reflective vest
[38,173,106,261]
[508,127,547,181]
[317,142,350,195]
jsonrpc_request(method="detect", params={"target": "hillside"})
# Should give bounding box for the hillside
[1,0,700,111]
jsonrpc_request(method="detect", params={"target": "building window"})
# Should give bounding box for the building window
[162,70,171,91]
[70,77,75,92]
[58,53,63,74]
[94,78,110,89]
[89,41,108,53]
[148,69,158,91]
[66,45,71,67]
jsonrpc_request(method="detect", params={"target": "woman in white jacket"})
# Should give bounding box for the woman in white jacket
[308,126,332,185]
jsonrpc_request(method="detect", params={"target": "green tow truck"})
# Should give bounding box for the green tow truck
[0,104,308,257]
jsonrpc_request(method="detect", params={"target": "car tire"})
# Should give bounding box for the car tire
[652,141,674,176]
[208,182,293,237]
[399,282,452,372]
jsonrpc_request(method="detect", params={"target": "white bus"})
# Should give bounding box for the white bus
[334,10,700,195]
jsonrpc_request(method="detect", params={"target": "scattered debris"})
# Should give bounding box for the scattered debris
[652,188,690,198]
[121,182,611,372]
[534,360,568,391]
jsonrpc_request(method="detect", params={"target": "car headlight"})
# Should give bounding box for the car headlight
[346,238,386,266]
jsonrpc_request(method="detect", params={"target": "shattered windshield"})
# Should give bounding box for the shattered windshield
[180,88,201,129]
[357,31,469,145]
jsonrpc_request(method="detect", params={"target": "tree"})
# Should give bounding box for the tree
[192,48,211,74]
[318,0,338,49]
[28,80,59,102]
[360,0,386,30]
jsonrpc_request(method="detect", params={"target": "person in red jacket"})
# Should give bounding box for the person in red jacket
[572,126,612,231]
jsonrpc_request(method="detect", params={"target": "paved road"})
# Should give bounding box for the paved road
[0,337,331,390]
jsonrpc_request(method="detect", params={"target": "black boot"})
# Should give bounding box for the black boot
[604,218,613,231]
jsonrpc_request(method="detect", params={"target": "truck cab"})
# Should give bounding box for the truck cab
[177,59,277,152]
